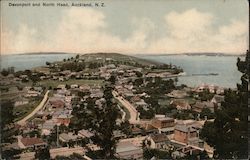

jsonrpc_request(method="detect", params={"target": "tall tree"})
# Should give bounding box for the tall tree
[201,50,249,159]
[1,101,21,159]
[70,84,124,158]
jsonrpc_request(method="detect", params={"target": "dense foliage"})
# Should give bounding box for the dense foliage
[70,84,129,158]
[0,101,21,159]
[201,50,249,159]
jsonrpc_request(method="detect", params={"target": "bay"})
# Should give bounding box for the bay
[1,53,74,71]
[1,53,242,88]
[138,55,242,88]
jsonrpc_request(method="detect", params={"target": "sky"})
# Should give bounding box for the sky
[1,0,249,55]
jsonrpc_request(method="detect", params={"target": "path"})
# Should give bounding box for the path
[117,104,126,122]
[112,91,139,124]
[17,90,50,126]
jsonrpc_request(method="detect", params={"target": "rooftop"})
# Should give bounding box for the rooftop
[151,133,169,143]
[59,132,79,142]
[78,129,94,138]
[21,137,46,147]
[116,141,141,153]
[175,124,197,133]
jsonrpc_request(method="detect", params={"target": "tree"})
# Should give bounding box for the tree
[70,84,125,158]
[143,149,171,159]
[198,89,214,101]
[35,147,51,160]
[133,78,143,86]
[1,101,21,159]
[1,148,22,160]
[55,153,84,160]
[76,54,80,59]
[1,68,9,76]
[200,108,214,119]
[65,84,70,90]
[201,50,248,159]
[135,71,143,77]
[1,101,16,143]
[108,74,116,85]
[174,77,178,86]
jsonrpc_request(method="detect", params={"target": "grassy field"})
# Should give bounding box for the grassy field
[82,53,160,66]
[0,91,26,101]
[38,79,104,88]
[13,99,41,122]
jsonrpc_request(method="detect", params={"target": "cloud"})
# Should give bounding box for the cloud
[165,9,213,40]
[1,24,40,54]
[147,9,248,54]
[1,8,248,55]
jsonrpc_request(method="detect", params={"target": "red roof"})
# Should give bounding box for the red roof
[21,137,45,146]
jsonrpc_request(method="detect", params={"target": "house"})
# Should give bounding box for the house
[131,126,143,136]
[172,146,202,159]
[113,130,126,139]
[90,89,104,98]
[147,133,170,149]
[192,101,215,113]
[56,89,70,96]
[123,90,134,98]
[33,86,43,92]
[100,73,111,80]
[25,90,40,97]
[59,132,80,146]
[135,100,149,110]
[143,124,159,134]
[194,84,224,94]
[56,114,71,126]
[41,120,56,135]
[14,98,29,107]
[151,115,175,129]
[49,99,65,109]
[106,64,116,69]
[130,96,141,103]
[18,136,47,151]
[59,77,64,81]
[211,95,224,107]
[78,129,94,139]
[173,124,198,144]
[115,141,143,159]
[57,84,66,90]
[70,84,78,89]
[146,73,159,78]
[170,99,191,110]
[167,90,188,99]
[79,84,91,91]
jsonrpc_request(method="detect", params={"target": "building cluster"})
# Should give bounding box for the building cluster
[1,57,227,159]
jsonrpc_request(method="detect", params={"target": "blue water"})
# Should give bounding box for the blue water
[139,55,242,88]
[0,53,243,88]
[1,54,74,71]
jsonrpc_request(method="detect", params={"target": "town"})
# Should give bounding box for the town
[0,53,244,159]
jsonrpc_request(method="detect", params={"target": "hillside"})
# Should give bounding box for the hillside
[79,53,161,66]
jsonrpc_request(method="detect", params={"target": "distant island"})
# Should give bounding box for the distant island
[4,52,244,57]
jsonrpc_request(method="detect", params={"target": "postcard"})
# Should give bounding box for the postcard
[0,0,249,159]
